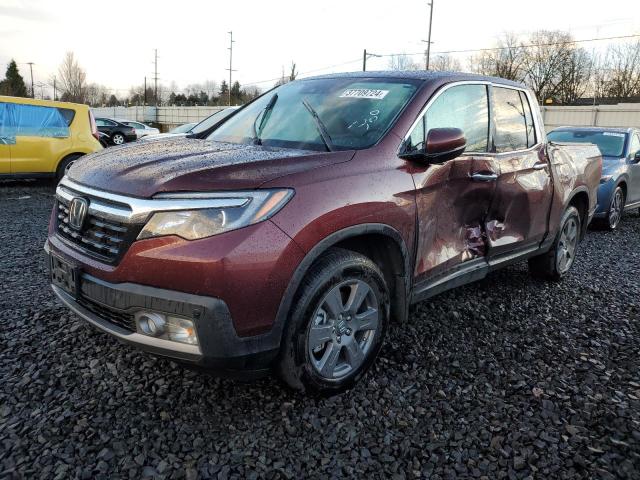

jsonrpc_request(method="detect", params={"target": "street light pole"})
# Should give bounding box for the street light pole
[27,62,35,98]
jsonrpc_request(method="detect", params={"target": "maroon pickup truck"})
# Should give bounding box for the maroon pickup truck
[45,72,601,394]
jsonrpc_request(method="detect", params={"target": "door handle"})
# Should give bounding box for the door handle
[471,172,498,182]
[532,162,548,170]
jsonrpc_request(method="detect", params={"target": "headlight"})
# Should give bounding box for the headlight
[137,189,294,240]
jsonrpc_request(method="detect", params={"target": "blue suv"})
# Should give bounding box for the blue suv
[548,127,640,230]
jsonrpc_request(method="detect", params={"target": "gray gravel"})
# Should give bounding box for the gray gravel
[1,180,639,479]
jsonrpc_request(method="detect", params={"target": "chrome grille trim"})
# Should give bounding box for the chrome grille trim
[57,177,250,224]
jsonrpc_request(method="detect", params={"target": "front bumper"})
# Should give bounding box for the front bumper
[46,247,279,375]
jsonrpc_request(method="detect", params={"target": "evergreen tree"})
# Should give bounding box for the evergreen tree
[0,60,29,97]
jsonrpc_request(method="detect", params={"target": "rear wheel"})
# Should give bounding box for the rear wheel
[278,248,389,395]
[112,132,125,145]
[528,206,581,281]
[56,154,83,182]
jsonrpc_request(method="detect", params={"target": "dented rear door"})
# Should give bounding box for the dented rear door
[485,86,553,257]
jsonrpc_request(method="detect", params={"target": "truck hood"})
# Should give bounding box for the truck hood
[68,138,354,197]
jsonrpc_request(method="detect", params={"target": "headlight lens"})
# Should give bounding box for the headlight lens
[137,189,293,240]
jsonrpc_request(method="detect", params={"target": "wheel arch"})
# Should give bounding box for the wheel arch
[55,152,86,177]
[273,224,412,350]
[566,187,590,238]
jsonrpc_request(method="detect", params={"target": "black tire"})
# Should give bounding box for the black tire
[111,132,125,145]
[528,206,581,281]
[55,154,83,182]
[593,186,625,230]
[278,248,389,395]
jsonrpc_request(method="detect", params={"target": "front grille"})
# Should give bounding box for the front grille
[76,294,136,332]
[56,199,138,263]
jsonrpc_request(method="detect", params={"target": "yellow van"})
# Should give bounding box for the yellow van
[0,96,102,180]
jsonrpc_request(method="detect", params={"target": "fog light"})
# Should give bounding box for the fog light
[135,312,166,336]
[165,316,198,345]
[134,311,198,345]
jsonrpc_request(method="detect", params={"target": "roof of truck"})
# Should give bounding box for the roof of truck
[305,70,526,88]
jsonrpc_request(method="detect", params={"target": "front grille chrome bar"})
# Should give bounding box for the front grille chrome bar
[57,178,250,224]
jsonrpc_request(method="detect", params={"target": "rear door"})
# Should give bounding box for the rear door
[408,82,499,284]
[626,132,640,205]
[10,104,73,174]
[0,102,13,173]
[486,86,553,259]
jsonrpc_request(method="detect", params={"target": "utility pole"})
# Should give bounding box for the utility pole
[424,1,434,70]
[53,76,57,101]
[144,76,147,107]
[27,62,35,98]
[153,49,158,107]
[362,49,381,72]
[226,31,236,106]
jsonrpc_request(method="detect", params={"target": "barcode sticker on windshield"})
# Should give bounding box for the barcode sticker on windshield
[340,89,389,99]
[602,132,625,137]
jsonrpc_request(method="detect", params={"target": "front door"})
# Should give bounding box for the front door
[626,132,640,205]
[406,83,499,285]
[486,86,553,258]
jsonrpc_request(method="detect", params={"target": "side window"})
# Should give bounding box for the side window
[12,104,69,138]
[629,134,640,158]
[56,108,76,126]
[95,119,106,126]
[0,102,16,144]
[428,84,489,152]
[105,120,117,126]
[493,87,528,152]
[519,91,537,147]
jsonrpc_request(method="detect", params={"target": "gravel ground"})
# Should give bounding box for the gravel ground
[1,180,639,480]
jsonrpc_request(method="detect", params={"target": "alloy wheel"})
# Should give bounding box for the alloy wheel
[112,134,124,145]
[556,216,579,274]
[307,279,379,380]
[608,188,623,229]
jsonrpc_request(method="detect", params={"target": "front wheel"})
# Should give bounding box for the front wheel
[528,206,581,281]
[278,248,389,395]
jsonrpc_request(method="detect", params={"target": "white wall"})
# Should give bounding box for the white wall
[91,106,227,129]
[541,104,640,132]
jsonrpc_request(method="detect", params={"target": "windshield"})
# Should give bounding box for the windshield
[191,109,237,135]
[207,78,420,151]
[548,130,627,157]
[170,122,196,134]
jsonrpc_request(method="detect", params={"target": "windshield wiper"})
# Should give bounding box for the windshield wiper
[252,93,278,145]
[301,98,335,152]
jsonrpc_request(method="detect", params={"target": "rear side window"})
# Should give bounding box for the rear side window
[406,84,489,153]
[1,103,70,138]
[492,87,528,153]
[519,91,537,147]
[56,108,76,126]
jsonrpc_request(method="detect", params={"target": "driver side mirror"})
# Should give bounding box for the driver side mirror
[633,151,640,163]
[400,127,466,163]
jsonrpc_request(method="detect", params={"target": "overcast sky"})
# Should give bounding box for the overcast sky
[1,0,639,97]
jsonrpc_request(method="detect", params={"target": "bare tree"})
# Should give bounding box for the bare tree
[388,54,420,71]
[57,52,87,103]
[430,54,461,72]
[521,30,574,102]
[556,47,592,104]
[602,40,640,100]
[471,32,525,80]
[85,83,108,107]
